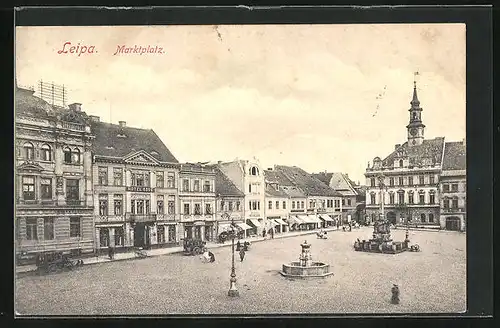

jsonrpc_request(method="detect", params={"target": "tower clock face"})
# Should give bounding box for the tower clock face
[410,128,418,136]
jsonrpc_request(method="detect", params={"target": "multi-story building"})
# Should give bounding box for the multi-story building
[264,169,290,234]
[91,118,180,252]
[15,86,94,259]
[178,163,216,241]
[439,140,466,231]
[218,159,266,237]
[313,172,358,222]
[209,165,247,238]
[365,81,465,229]
[274,165,342,229]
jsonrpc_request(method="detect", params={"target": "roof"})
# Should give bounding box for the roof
[275,165,342,197]
[382,137,445,167]
[15,87,54,118]
[281,186,307,198]
[312,172,357,196]
[442,141,466,170]
[91,121,178,163]
[209,166,245,197]
[265,184,289,198]
[311,172,333,186]
[264,169,294,186]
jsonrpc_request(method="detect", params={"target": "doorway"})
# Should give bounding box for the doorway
[134,223,150,248]
[445,216,461,231]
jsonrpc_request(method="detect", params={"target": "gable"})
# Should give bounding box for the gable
[123,150,159,165]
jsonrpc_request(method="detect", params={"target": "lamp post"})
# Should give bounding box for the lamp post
[222,212,239,297]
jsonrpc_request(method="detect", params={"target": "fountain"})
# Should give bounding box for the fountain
[353,218,409,254]
[279,240,333,278]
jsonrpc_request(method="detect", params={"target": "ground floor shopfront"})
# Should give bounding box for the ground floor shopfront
[365,206,441,226]
[439,212,466,232]
[179,220,216,242]
[264,216,288,235]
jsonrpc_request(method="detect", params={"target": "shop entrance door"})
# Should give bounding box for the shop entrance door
[134,223,145,247]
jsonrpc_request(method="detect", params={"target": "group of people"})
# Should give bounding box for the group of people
[201,240,250,264]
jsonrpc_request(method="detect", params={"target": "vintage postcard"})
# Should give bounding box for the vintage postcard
[15,22,467,316]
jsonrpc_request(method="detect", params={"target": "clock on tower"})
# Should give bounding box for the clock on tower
[406,81,426,147]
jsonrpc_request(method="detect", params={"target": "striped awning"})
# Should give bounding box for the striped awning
[248,219,262,227]
[237,222,253,230]
[298,215,311,223]
[319,214,335,222]
[274,218,287,225]
[266,220,277,228]
[307,215,322,223]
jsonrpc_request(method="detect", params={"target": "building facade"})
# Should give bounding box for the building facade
[313,172,358,222]
[178,163,216,241]
[15,86,94,259]
[91,119,180,252]
[263,170,290,234]
[439,141,466,231]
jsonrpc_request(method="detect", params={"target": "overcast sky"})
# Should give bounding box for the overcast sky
[15,24,465,183]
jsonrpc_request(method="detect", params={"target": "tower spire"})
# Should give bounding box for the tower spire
[411,72,420,107]
[406,73,425,147]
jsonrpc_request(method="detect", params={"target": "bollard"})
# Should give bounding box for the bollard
[391,284,400,304]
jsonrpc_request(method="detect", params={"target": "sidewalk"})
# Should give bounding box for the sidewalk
[16,226,341,275]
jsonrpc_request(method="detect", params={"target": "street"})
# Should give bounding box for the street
[15,227,466,315]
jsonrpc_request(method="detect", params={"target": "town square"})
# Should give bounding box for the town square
[14,23,467,315]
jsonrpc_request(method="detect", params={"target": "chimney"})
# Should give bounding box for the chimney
[395,144,401,150]
[217,161,222,164]
[89,115,100,122]
[68,103,82,112]
[267,167,273,171]
[119,121,126,127]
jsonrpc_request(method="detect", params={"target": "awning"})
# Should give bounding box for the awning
[307,215,322,224]
[218,223,233,231]
[274,218,287,225]
[298,215,310,223]
[237,222,253,230]
[266,220,277,228]
[248,219,262,228]
[319,214,334,222]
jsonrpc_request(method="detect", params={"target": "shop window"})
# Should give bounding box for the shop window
[100,229,110,247]
[168,225,176,242]
[25,218,38,240]
[22,176,36,200]
[157,226,165,244]
[69,217,81,237]
[115,227,124,246]
[44,218,54,240]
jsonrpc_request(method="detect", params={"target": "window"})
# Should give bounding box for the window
[41,178,52,199]
[389,178,394,186]
[370,178,375,187]
[184,204,190,215]
[168,225,176,242]
[114,195,123,215]
[44,218,54,240]
[276,201,280,209]
[292,201,296,209]
[221,201,226,211]
[131,200,135,214]
[399,160,403,167]
[420,213,426,223]
[203,180,211,192]
[301,201,305,209]
[443,198,450,208]
[70,217,81,237]
[100,229,109,247]
[205,203,212,215]
[194,203,201,215]
[452,197,459,208]
[451,184,459,192]
[136,200,144,214]
[22,176,35,200]
[429,194,435,204]
[156,172,164,188]
[99,195,108,216]
[429,175,435,185]
[419,194,425,204]
[428,213,434,223]
[145,200,150,214]
[419,175,425,185]
[41,144,52,161]
[72,148,81,164]
[183,179,190,191]
[347,199,352,206]
[157,226,165,244]
[167,173,175,188]
[228,202,233,211]
[24,142,34,160]
[168,199,175,215]
[408,193,414,204]
[399,177,404,185]
[398,192,404,204]
[113,168,123,186]
[115,227,124,246]
[443,184,450,192]
[370,194,376,205]
[249,184,252,193]
[250,167,259,176]
[409,176,414,186]
[268,201,272,210]
[98,167,108,185]
[26,218,38,240]
[134,172,149,187]
[342,199,345,206]
[236,201,240,211]
[64,147,72,163]
[66,179,80,202]
[389,193,395,204]
[194,180,200,192]
[283,201,286,209]
[157,200,164,214]
[310,200,315,208]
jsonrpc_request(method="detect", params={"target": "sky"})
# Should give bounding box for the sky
[15,24,466,183]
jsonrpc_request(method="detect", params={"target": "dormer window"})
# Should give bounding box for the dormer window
[250,166,259,176]
[151,151,159,157]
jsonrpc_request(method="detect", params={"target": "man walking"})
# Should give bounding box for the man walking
[239,248,246,262]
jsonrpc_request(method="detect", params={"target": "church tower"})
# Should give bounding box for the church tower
[406,80,425,146]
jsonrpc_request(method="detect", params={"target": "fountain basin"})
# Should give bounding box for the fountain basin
[280,262,334,278]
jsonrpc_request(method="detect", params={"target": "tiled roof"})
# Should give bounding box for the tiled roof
[382,137,445,167]
[91,121,178,163]
[264,169,294,186]
[275,165,342,197]
[312,172,357,196]
[281,186,307,198]
[311,172,333,186]
[15,87,54,118]
[208,166,245,197]
[265,184,289,198]
[442,141,466,170]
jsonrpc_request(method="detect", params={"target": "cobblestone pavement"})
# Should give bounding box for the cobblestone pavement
[15,227,466,315]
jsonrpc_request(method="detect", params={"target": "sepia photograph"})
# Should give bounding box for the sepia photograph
[14,22,467,316]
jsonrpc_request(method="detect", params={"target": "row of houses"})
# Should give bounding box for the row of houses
[15,85,362,259]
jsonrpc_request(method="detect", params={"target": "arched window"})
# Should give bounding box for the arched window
[72,148,81,164]
[41,144,52,161]
[428,213,434,223]
[250,166,258,176]
[64,147,72,163]
[399,159,403,167]
[23,142,34,160]
[420,213,426,223]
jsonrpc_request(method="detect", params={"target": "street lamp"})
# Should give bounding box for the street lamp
[222,211,239,297]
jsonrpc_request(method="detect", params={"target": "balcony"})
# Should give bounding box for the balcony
[156,214,177,221]
[60,121,86,132]
[96,215,125,223]
[127,213,157,223]
[66,199,86,206]
[442,207,465,213]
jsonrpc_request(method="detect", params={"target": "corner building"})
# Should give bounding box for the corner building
[91,119,180,252]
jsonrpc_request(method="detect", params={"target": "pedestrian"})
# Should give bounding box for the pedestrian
[262,229,266,238]
[236,241,241,251]
[108,246,114,260]
[243,241,250,251]
[391,284,400,304]
[239,248,246,262]
[270,228,274,239]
